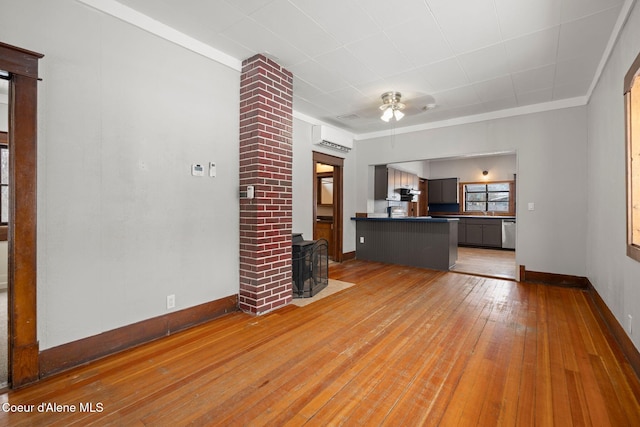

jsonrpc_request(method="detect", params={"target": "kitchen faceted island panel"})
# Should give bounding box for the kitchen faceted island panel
[352,217,459,270]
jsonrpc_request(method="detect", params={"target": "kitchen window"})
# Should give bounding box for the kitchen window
[625,50,640,262]
[462,181,515,214]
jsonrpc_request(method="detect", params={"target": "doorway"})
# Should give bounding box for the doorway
[312,152,343,262]
[0,42,43,388]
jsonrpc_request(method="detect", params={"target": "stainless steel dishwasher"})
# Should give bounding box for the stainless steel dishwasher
[502,219,516,249]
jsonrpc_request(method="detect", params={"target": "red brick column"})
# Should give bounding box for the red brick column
[238,54,293,314]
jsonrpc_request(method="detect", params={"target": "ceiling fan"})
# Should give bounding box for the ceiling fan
[378,91,436,123]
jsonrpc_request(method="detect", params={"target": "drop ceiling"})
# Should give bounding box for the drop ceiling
[109,0,627,134]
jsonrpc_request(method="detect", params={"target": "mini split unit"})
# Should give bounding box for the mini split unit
[312,125,353,153]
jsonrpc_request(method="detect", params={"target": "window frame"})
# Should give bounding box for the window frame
[625,51,640,262]
[460,180,516,216]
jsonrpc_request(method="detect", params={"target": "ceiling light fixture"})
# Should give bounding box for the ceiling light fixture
[379,91,405,123]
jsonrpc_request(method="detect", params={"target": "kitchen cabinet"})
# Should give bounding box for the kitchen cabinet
[374,165,420,201]
[428,178,458,204]
[458,218,502,248]
[374,165,390,200]
[458,220,466,244]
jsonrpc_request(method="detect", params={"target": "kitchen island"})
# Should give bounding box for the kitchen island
[352,217,459,270]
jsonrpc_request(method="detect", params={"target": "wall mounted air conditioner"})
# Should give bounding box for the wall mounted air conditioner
[312,125,353,153]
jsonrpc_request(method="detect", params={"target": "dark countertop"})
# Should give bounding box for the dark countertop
[431,215,516,220]
[351,216,459,223]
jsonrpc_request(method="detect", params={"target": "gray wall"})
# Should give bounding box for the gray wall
[0,0,240,349]
[587,1,640,350]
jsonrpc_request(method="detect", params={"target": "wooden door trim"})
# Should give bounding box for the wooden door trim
[0,41,43,388]
[312,152,344,262]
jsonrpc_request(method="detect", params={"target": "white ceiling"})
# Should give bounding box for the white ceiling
[105,0,626,133]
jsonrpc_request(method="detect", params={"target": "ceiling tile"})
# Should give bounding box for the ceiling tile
[419,58,469,92]
[458,43,510,83]
[555,55,600,85]
[504,26,559,73]
[293,79,326,102]
[557,7,620,61]
[381,68,437,98]
[384,13,454,67]
[250,0,340,57]
[512,64,556,94]
[355,0,431,28]
[427,0,502,54]
[553,80,591,99]
[293,0,380,45]
[314,48,380,86]
[225,0,277,15]
[346,33,413,78]
[288,59,350,92]
[516,88,554,105]
[560,0,623,22]
[495,0,561,39]
[432,85,482,110]
[482,95,518,112]
[220,17,307,66]
[473,75,515,102]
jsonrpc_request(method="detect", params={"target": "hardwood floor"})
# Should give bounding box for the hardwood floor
[0,260,638,426]
[451,246,516,280]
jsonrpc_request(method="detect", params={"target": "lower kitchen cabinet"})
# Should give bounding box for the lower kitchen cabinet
[458,218,502,248]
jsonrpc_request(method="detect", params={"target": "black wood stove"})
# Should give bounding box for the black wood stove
[291,233,328,298]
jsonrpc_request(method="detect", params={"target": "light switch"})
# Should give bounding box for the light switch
[209,162,216,177]
[528,202,535,211]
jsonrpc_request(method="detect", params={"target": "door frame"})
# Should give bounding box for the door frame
[0,41,43,388]
[312,151,343,262]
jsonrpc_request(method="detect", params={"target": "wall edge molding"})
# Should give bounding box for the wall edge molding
[39,295,238,378]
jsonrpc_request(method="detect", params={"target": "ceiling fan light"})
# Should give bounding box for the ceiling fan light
[394,109,404,121]
[381,107,393,122]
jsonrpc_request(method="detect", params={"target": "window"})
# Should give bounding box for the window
[462,181,514,214]
[626,51,640,262]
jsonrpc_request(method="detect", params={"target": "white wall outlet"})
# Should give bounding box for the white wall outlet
[246,185,254,199]
[167,294,176,310]
[359,236,365,244]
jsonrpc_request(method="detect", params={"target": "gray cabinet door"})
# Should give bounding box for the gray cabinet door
[482,224,502,247]
[466,224,483,245]
[428,180,443,203]
[458,220,466,244]
[441,178,458,203]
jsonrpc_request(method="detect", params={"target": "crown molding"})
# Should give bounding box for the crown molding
[76,0,242,72]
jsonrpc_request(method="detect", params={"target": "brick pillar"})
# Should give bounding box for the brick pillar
[239,54,293,315]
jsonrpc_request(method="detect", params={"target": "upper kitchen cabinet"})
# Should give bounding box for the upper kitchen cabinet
[375,165,420,201]
[375,165,393,200]
[428,178,458,204]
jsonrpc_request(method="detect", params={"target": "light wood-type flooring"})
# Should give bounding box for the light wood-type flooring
[0,260,638,426]
[451,246,516,280]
